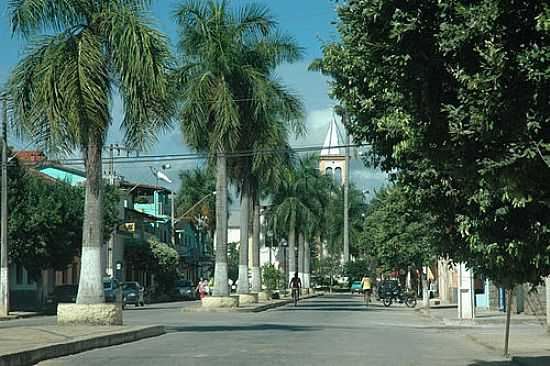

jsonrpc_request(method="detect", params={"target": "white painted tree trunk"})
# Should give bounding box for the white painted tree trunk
[298,232,305,283]
[304,239,310,289]
[237,183,250,294]
[213,152,229,297]
[251,197,261,292]
[76,140,106,304]
[287,211,296,284]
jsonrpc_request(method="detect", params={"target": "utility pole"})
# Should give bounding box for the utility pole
[0,98,9,317]
[171,192,176,247]
[343,111,350,264]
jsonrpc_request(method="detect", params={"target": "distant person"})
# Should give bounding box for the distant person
[196,278,206,300]
[361,275,372,304]
[289,272,302,306]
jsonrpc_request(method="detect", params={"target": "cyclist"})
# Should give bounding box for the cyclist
[361,274,372,305]
[289,272,302,306]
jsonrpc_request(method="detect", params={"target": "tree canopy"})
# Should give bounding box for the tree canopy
[318,0,550,288]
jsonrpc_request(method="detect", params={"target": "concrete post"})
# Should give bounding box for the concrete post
[458,263,475,320]
[545,277,550,329]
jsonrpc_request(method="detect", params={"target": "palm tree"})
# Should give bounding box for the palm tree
[272,156,325,282]
[174,0,302,297]
[6,1,172,305]
[176,167,218,235]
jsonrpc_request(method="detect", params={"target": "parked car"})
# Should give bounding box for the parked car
[174,279,196,300]
[376,279,399,300]
[123,281,145,307]
[350,281,363,294]
[45,285,78,312]
[103,277,121,303]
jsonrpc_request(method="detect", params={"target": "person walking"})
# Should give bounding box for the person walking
[361,275,372,305]
[196,278,206,300]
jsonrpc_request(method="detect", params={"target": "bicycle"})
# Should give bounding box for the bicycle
[291,288,299,306]
[382,288,417,308]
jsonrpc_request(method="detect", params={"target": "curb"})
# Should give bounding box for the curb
[0,313,45,322]
[238,293,323,312]
[182,293,323,313]
[0,325,165,366]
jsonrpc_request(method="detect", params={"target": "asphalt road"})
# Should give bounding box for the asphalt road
[36,295,517,366]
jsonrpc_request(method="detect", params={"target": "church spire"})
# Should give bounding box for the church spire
[320,118,343,156]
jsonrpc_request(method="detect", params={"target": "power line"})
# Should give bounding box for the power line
[55,143,371,166]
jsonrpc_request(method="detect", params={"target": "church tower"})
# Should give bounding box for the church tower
[319,118,347,186]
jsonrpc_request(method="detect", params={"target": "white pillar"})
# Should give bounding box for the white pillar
[458,263,475,320]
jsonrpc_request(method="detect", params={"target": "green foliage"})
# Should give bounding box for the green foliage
[227,241,239,282]
[318,0,550,288]
[343,259,372,283]
[176,167,218,232]
[124,237,179,294]
[363,186,439,274]
[261,263,284,290]
[6,0,173,152]
[3,158,120,281]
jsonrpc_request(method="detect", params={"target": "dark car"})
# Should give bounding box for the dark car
[376,280,399,300]
[45,285,78,312]
[123,281,145,307]
[103,277,121,303]
[174,279,196,300]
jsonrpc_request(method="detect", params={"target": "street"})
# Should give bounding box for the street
[31,295,517,366]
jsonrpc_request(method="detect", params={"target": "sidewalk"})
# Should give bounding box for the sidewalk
[0,311,44,322]
[0,324,164,366]
[418,306,550,366]
[418,306,545,326]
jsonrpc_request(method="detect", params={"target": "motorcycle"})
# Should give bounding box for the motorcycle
[382,287,417,308]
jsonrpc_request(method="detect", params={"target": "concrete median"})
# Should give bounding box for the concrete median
[0,325,164,366]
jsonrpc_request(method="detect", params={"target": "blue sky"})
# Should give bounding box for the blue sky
[0,0,387,195]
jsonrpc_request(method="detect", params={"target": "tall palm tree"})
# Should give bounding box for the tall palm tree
[272,156,325,282]
[6,0,172,305]
[174,0,302,297]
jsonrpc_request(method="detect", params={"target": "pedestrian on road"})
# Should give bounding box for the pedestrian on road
[361,275,372,305]
[196,278,206,300]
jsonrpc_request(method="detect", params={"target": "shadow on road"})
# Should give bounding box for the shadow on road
[468,357,550,366]
[165,323,321,333]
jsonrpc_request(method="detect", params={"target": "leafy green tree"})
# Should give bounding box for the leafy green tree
[317,0,550,289]
[363,187,439,275]
[343,259,372,284]
[261,263,284,291]
[124,238,178,296]
[3,157,120,288]
[7,0,173,305]
[318,0,549,353]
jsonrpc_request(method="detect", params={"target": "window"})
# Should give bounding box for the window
[335,167,342,185]
[325,167,333,176]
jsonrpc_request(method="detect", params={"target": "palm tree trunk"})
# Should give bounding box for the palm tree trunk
[304,238,310,289]
[251,192,261,292]
[298,232,305,283]
[76,139,105,304]
[237,181,250,294]
[213,151,229,297]
[287,210,296,283]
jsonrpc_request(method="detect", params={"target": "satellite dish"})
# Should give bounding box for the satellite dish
[156,170,173,184]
